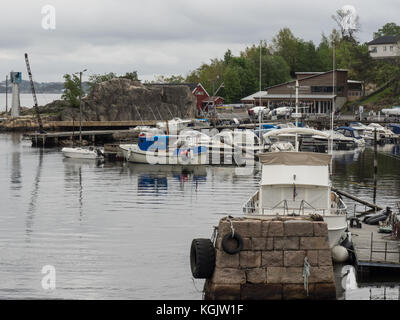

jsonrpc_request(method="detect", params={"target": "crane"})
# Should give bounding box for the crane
[24,53,45,133]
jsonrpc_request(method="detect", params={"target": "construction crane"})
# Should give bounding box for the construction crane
[24,53,45,133]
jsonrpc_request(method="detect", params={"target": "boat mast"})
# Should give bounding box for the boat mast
[295,79,299,151]
[330,43,335,174]
[259,40,263,150]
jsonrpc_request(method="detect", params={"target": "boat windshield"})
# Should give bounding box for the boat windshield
[353,130,361,138]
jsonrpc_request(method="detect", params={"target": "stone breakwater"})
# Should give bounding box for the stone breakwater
[204,217,336,300]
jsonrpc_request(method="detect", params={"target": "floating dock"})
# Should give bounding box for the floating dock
[350,224,400,279]
[25,129,134,147]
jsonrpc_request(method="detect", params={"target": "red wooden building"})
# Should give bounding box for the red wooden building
[186,83,210,110]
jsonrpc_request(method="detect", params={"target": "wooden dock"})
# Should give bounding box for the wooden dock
[25,129,135,147]
[350,223,400,278]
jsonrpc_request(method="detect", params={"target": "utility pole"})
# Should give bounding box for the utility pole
[5,75,8,113]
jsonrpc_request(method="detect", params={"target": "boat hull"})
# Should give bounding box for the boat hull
[120,144,207,165]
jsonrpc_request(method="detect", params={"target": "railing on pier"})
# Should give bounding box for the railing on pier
[359,232,400,264]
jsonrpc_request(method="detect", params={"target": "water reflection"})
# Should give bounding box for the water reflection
[1,133,399,300]
[63,158,103,219]
[335,264,400,300]
[26,149,44,237]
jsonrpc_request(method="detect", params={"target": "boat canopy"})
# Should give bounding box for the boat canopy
[259,151,331,166]
[263,128,329,139]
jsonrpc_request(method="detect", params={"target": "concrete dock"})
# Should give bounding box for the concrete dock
[350,224,400,278]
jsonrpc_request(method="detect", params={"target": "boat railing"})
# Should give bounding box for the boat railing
[243,194,348,216]
[243,198,328,217]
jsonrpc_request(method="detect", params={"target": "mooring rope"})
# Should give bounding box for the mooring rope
[303,257,311,296]
[226,215,235,237]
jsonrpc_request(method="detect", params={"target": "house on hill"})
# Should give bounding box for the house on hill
[368,35,400,59]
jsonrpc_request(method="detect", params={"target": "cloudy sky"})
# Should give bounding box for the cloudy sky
[0,0,398,83]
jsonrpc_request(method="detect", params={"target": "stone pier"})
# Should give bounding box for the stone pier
[204,216,336,300]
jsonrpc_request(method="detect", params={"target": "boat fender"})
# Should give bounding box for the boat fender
[221,232,243,255]
[332,245,349,263]
[190,238,216,279]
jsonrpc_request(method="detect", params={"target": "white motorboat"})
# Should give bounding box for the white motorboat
[120,131,255,166]
[263,127,331,152]
[365,123,395,143]
[156,117,192,133]
[212,129,267,155]
[313,130,358,150]
[61,146,104,159]
[349,122,374,145]
[242,151,348,248]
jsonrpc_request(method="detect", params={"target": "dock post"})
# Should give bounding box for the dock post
[384,242,387,262]
[370,232,373,262]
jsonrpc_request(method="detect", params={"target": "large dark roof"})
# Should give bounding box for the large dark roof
[368,35,400,45]
[265,69,348,91]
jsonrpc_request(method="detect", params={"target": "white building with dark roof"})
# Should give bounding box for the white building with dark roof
[368,35,400,59]
[241,70,359,114]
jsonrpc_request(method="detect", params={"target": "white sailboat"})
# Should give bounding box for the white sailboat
[61,70,104,160]
[62,146,104,159]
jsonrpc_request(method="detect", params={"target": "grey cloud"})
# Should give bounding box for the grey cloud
[0,0,398,82]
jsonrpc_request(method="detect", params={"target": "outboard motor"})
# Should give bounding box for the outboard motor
[96,148,104,157]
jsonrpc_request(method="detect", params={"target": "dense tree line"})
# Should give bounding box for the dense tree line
[62,21,400,107]
[156,22,400,104]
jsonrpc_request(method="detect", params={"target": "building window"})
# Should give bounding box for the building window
[383,46,387,51]
[390,46,394,51]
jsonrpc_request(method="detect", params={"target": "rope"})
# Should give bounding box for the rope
[210,226,218,246]
[226,215,235,238]
[303,257,311,296]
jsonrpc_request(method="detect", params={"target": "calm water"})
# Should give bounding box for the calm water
[0,94,61,112]
[0,133,399,299]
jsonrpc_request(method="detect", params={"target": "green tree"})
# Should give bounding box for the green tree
[121,71,139,81]
[374,22,400,38]
[88,72,117,91]
[272,28,299,75]
[152,74,185,84]
[61,74,83,108]
[223,65,242,103]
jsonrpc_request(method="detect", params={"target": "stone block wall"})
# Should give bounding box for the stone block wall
[204,217,336,300]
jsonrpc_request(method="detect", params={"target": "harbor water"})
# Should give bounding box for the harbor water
[0,133,399,299]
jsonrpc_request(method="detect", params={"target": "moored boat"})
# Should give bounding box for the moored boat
[61,146,104,159]
[242,151,347,248]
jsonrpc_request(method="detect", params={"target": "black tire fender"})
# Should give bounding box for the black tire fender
[190,239,215,279]
[222,232,243,255]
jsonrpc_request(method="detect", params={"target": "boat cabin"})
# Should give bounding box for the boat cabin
[335,126,362,140]
[249,152,334,216]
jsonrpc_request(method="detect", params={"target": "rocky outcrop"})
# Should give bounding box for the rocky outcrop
[61,79,197,121]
